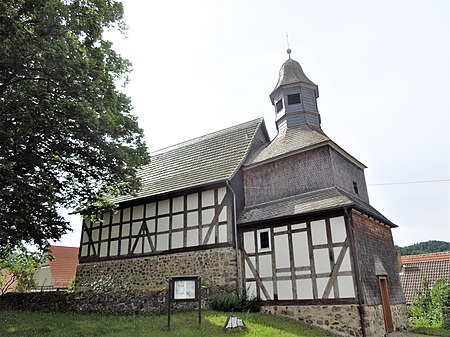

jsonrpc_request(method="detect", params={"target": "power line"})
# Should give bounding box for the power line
[368,179,450,186]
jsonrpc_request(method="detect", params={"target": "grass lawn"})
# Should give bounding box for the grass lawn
[410,325,450,337]
[0,310,334,337]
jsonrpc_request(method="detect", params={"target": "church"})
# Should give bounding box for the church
[75,50,408,337]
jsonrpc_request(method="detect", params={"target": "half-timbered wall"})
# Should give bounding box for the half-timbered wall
[79,186,230,261]
[242,215,356,302]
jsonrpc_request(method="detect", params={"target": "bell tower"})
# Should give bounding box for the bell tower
[270,49,320,131]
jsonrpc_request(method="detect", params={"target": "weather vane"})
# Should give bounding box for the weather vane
[286,32,291,59]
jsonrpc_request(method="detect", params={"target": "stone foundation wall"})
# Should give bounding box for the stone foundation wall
[75,247,237,291]
[262,303,409,337]
[364,304,409,337]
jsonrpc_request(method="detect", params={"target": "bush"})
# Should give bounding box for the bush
[212,290,262,312]
[409,278,450,327]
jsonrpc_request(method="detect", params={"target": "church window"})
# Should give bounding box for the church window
[353,181,359,195]
[276,99,283,112]
[259,231,270,249]
[287,93,301,105]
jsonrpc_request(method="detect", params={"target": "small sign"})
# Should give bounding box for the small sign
[224,315,247,331]
[167,276,201,330]
[174,279,196,300]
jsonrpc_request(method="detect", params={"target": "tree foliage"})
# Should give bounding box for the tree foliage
[396,241,450,256]
[0,0,150,256]
[0,249,44,294]
[409,278,450,328]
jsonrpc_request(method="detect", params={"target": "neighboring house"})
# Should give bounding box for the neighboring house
[400,252,450,303]
[75,51,407,337]
[34,246,79,291]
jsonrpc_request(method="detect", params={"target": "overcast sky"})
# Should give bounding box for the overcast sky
[57,0,450,248]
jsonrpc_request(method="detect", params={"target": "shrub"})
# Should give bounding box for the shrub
[212,290,262,312]
[409,278,450,327]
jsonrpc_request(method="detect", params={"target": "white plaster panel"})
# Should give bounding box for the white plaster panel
[202,227,214,245]
[172,196,184,213]
[262,281,273,300]
[145,202,156,217]
[297,279,313,299]
[158,216,169,232]
[245,256,256,279]
[314,248,331,274]
[311,219,327,245]
[102,212,111,225]
[292,223,307,230]
[219,206,227,222]
[132,238,142,254]
[202,190,215,207]
[330,216,346,243]
[292,231,309,267]
[101,226,109,240]
[158,200,170,215]
[273,226,287,233]
[202,208,214,224]
[132,205,144,220]
[84,219,91,227]
[187,193,198,210]
[110,241,118,256]
[317,277,332,299]
[110,225,120,238]
[277,280,293,300]
[258,254,272,278]
[172,214,183,229]
[131,222,141,235]
[157,233,169,251]
[186,229,198,246]
[81,245,88,257]
[274,234,290,269]
[99,242,108,257]
[112,212,120,224]
[172,231,183,249]
[82,230,89,244]
[217,187,226,203]
[91,228,99,241]
[143,237,151,253]
[334,247,352,272]
[218,224,227,243]
[246,281,257,298]
[337,275,355,298]
[187,211,198,227]
[121,223,130,237]
[120,239,129,255]
[244,232,255,254]
[122,208,131,222]
[148,219,155,233]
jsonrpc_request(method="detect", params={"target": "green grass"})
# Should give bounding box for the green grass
[0,310,334,337]
[410,324,450,336]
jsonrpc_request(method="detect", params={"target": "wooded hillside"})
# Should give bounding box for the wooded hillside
[396,240,450,256]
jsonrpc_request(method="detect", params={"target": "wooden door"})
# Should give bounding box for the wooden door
[378,276,394,332]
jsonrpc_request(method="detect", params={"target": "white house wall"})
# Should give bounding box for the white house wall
[242,215,356,302]
[80,187,229,260]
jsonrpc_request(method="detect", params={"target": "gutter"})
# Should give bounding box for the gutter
[226,180,243,295]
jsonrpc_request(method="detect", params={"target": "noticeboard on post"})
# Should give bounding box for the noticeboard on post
[169,276,200,302]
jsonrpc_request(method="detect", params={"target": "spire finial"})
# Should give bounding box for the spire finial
[286,32,291,59]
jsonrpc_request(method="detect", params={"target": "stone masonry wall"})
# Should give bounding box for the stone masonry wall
[262,303,409,337]
[75,247,237,292]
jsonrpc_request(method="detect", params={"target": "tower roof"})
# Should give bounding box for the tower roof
[270,57,318,99]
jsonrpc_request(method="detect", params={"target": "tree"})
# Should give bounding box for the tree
[0,249,44,294]
[0,0,150,257]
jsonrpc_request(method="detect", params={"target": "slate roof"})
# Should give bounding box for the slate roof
[270,58,318,98]
[244,125,366,168]
[399,252,450,303]
[238,187,396,227]
[48,246,79,289]
[114,118,265,203]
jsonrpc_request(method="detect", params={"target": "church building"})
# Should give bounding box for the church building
[75,50,408,337]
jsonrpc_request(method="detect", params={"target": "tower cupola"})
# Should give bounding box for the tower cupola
[270,50,321,131]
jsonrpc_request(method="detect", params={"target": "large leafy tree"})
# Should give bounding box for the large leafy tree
[0,0,150,256]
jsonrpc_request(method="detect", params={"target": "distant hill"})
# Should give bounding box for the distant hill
[396,240,450,256]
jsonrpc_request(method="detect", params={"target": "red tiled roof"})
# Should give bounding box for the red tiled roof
[399,252,450,303]
[48,246,79,289]
[401,252,450,264]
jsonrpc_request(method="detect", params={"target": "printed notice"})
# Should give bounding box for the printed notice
[174,280,196,299]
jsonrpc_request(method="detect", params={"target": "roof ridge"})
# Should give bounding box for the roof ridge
[150,118,263,156]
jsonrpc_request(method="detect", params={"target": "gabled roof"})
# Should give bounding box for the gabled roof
[238,187,395,227]
[48,246,79,289]
[244,125,366,169]
[114,118,266,203]
[400,252,450,303]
